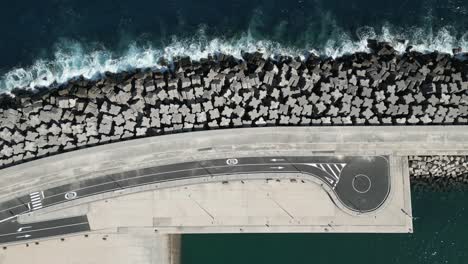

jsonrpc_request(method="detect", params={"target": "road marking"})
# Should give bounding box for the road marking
[0,168,306,217]
[324,176,334,184]
[0,216,17,224]
[1,160,350,215]
[333,164,342,173]
[270,158,285,162]
[2,163,299,215]
[0,222,89,238]
[16,234,31,239]
[1,163,302,214]
[270,166,285,170]
[352,174,372,194]
[65,191,78,200]
[326,164,339,179]
[17,226,32,232]
[29,192,43,211]
[226,158,239,165]
[306,163,347,180]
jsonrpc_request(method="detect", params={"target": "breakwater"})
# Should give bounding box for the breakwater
[0,41,467,173]
[410,155,468,190]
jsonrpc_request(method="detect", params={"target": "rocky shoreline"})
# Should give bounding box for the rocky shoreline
[0,40,467,182]
[409,155,468,190]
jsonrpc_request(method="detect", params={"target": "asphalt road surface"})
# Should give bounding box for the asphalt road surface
[0,155,390,244]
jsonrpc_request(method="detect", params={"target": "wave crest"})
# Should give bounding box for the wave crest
[1,26,467,93]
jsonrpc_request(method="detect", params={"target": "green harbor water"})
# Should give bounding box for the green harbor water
[181,185,468,264]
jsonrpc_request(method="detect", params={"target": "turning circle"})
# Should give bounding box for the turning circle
[352,174,371,193]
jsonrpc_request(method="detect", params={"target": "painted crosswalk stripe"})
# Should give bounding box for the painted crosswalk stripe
[29,191,44,211]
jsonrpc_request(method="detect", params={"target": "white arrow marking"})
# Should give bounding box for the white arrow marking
[270,166,285,170]
[16,234,32,239]
[17,226,32,232]
[270,158,285,162]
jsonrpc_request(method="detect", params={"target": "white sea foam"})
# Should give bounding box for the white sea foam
[0,26,466,93]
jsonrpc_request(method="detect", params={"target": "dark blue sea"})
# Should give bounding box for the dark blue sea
[0,1,467,262]
[0,0,467,92]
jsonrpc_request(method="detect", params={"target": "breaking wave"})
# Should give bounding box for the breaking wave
[0,26,467,93]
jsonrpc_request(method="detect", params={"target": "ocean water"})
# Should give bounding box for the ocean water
[0,0,467,92]
[181,186,468,264]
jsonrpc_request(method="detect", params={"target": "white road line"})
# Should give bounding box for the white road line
[0,216,17,224]
[270,158,285,162]
[269,166,285,169]
[1,160,347,214]
[0,222,89,238]
[31,197,41,202]
[318,164,326,171]
[333,164,342,174]
[326,164,339,179]
[4,163,295,214]
[22,170,302,212]
[16,234,31,239]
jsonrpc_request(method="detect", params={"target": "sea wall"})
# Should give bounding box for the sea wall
[0,40,467,171]
[409,155,468,189]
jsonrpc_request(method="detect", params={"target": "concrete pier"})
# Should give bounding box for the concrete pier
[0,233,180,264]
